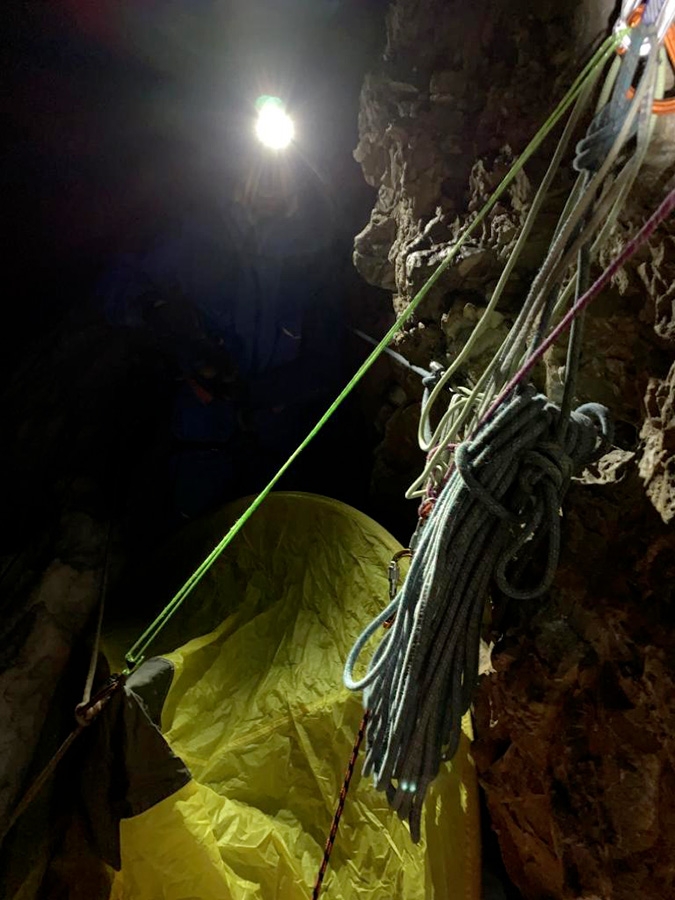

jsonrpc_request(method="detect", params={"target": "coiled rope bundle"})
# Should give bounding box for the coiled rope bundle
[344,389,610,840]
[342,11,674,843]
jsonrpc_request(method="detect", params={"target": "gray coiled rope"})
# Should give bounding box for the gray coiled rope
[344,388,610,841]
[573,22,648,172]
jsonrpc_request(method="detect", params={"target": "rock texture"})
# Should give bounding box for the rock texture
[0,318,169,892]
[353,1,675,896]
[473,459,675,900]
[641,361,675,523]
[0,539,102,832]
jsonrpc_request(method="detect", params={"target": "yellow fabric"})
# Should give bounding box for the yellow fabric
[110,493,481,900]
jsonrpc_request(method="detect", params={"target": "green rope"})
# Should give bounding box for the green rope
[123,29,625,673]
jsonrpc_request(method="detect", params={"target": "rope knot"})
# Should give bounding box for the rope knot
[520,442,572,492]
[455,441,515,521]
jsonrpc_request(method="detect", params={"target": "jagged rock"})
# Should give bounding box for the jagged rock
[0,320,167,859]
[353,0,675,896]
[354,208,398,289]
[640,363,675,523]
[474,463,675,900]
[0,515,106,833]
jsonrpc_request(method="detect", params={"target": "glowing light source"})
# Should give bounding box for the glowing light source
[255,96,294,150]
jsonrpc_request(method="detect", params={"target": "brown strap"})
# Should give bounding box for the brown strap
[0,675,125,845]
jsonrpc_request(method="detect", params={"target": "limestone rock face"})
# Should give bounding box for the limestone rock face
[473,462,675,899]
[353,1,675,896]
[638,205,675,523]
[0,513,107,834]
[641,362,675,524]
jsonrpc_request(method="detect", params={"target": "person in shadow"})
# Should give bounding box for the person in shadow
[99,143,344,524]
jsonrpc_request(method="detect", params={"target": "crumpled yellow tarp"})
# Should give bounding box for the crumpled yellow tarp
[110,493,480,900]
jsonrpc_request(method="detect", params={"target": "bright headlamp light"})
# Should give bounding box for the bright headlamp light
[255,96,295,150]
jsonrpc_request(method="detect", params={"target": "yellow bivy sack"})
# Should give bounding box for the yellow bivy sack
[98,493,480,899]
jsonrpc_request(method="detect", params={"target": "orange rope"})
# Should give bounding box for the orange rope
[620,4,675,114]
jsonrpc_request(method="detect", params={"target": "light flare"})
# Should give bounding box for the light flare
[255,96,294,150]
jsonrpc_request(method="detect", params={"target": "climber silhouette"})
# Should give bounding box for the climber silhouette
[99,148,343,521]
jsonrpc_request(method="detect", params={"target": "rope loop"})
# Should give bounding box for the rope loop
[455,442,514,521]
[521,444,572,492]
[345,390,610,840]
[575,22,651,171]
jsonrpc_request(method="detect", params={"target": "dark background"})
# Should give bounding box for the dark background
[2,0,390,365]
[1,0,408,560]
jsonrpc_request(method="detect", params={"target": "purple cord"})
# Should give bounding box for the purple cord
[480,186,675,428]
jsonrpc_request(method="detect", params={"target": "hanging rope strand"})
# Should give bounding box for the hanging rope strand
[122,30,626,674]
[345,18,675,846]
[407,23,661,500]
[483,184,675,425]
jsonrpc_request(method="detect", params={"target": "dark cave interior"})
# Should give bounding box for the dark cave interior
[4,2,675,899]
[2,0,410,560]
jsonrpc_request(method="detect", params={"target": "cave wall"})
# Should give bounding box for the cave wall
[0,313,177,886]
[353,1,675,897]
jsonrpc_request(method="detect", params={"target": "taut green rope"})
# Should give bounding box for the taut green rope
[124,29,625,673]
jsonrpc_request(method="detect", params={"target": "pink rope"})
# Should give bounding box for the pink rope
[481,186,675,427]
